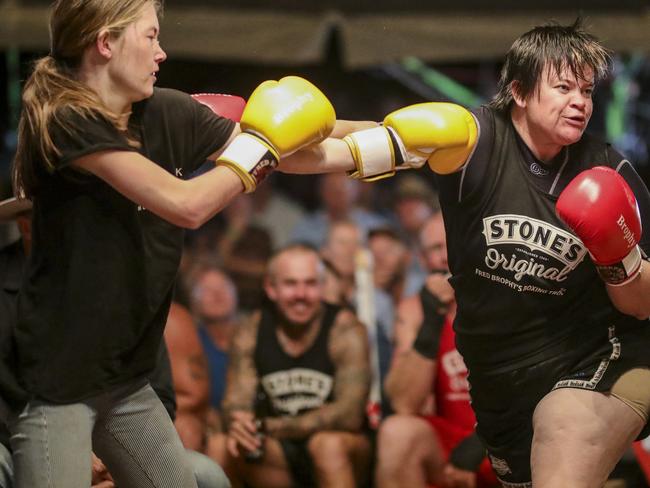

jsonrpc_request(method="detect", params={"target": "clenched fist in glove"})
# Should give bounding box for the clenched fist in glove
[345,102,477,181]
[556,166,643,286]
[217,76,335,192]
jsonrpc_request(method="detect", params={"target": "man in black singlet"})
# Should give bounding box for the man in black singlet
[211,244,373,488]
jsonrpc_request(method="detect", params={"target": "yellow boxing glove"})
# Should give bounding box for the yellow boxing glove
[218,76,336,192]
[345,102,477,181]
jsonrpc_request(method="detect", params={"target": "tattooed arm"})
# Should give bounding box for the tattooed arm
[265,309,370,439]
[221,311,262,456]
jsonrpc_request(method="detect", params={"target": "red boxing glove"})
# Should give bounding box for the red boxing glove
[556,166,643,286]
[191,93,246,122]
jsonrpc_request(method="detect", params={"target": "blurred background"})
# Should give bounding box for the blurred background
[1,0,650,207]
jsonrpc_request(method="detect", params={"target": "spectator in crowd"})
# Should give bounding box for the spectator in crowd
[392,174,438,245]
[164,302,212,453]
[320,219,362,306]
[213,195,274,312]
[367,226,412,306]
[212,244,372,488]
[320,219,395,422]
[291,172,389,248]
[189,265,241,415]
[391,174,440,295]
[181,195,271,314]
[375,213,498,488]
[187,263,244,464]
[249,174,306,250]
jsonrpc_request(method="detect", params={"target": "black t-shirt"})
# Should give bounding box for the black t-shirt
[16,88,234,402]
[435,106,650,372]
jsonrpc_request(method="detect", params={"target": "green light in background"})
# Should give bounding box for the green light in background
[402,56,484,108]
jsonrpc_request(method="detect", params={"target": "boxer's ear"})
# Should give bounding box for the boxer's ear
[510,81,526,108]
[95,28,114,60]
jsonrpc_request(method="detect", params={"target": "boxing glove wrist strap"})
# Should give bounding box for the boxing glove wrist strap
[449,432,486,472]
[217,133,279,193]
[344,127,402,181]
[596,245,642,286]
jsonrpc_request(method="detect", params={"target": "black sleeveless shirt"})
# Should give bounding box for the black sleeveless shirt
[254,302,339,417]
[436,106,650,372]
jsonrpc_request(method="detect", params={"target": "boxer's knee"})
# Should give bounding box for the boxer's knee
[377,414,431,456]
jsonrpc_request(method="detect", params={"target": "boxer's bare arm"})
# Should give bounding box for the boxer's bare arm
[73,150,244,229]
[209,119,377,162]
[277,120,378,175]
[278,137,356,174]
[264,309,370,439]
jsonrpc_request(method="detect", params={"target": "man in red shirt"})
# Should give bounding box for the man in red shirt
[375,212,497,488]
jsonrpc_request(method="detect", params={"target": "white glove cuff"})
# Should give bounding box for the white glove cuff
[597,245,643,286]
[345,127,396,180]
[217,133,278,193]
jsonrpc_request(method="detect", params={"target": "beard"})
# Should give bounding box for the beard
[274,301,322,334]
[428,268,449,275]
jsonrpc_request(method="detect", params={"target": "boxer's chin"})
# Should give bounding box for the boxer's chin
[133,86,154,102]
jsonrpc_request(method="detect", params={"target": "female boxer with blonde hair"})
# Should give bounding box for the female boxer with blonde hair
[8,0,368,485]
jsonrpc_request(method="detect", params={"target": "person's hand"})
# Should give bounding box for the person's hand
[225,410,263,458]
[441,463,477,488]
[425,272,454,312]
[91,452,115,488]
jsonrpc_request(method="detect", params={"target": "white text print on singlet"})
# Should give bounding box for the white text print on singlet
[477,214,588,295]
[261,368,333,416]
[441,349,471,401]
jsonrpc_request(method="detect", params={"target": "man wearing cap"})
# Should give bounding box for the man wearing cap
[391,174,439,296]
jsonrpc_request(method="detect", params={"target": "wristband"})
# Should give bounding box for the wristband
[217,133,278,193]
[596,245,642,286]
[412,286,446,359]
